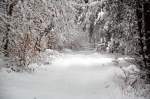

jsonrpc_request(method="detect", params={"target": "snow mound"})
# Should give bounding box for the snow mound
[28,49,62,71]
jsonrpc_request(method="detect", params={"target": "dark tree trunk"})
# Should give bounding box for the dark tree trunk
[3,2,10,57]
[84,0,88,3]
[89,22,94,43]
[143,1,150,80]
[136,0,147,68]
[3,0,19,57]
[3,25,10,57]
[135,0,150,82]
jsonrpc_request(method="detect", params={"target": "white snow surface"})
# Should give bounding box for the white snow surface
[0,51,145,99]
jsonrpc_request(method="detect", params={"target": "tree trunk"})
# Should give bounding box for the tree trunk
[3,0,19,57]
[136,0,147,68]
[3,25,10,57]
[143,1,150,80]
[136,0,150,81]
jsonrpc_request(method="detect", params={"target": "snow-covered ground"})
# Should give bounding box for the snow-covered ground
[0,50,146,99]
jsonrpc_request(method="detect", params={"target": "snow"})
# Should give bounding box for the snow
[0,51,146,99]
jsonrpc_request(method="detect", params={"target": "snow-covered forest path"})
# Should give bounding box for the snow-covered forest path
[0,51,139,99]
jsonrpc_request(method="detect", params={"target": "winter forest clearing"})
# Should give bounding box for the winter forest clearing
[0,51,147,99]
[0,0,150,99]
[0,51,145,99]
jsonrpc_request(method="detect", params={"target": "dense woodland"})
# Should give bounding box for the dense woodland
[0,0,150,82]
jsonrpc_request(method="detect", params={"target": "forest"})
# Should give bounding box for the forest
[0,0,150,99]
